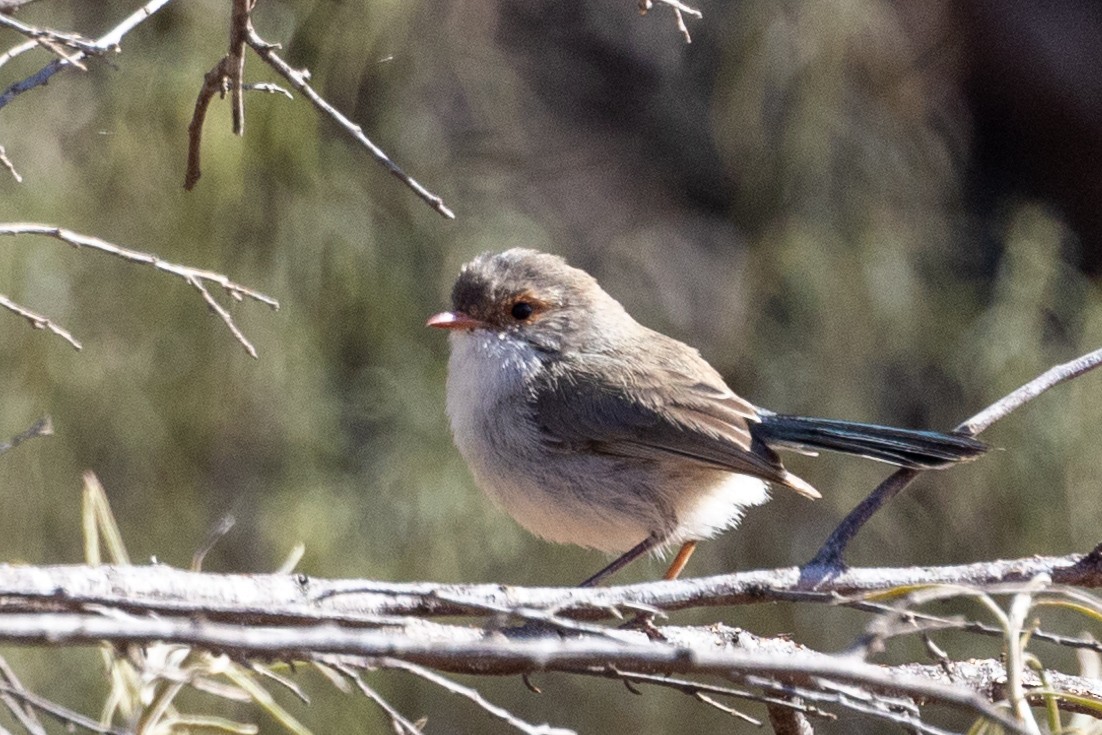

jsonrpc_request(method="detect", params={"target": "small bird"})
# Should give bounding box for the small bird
[428,249,987,586]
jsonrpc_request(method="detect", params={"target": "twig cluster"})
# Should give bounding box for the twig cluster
[0,0,454,217]
[182,0,454,218]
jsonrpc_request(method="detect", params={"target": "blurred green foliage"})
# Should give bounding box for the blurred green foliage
[1,0,1100,732]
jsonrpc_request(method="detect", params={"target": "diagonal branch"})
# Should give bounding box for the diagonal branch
[807,345,1102,572]
[243,28,454,219]
[0,294,82,349]
[0,223,278,357]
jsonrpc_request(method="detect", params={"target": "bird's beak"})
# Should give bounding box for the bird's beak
[426,311,485,331]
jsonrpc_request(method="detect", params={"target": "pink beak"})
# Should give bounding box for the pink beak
[426,310,485,330]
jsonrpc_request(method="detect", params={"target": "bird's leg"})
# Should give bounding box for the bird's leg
[662,540,697,580]
[578,534,664,587]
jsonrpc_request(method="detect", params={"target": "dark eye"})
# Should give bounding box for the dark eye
[510,301,534,321]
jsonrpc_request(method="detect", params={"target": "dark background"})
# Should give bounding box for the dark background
[1,0,1100,732]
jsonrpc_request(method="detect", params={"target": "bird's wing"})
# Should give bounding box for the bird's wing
[531,351,818,497]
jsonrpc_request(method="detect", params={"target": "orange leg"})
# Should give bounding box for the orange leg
[663,540,698,581]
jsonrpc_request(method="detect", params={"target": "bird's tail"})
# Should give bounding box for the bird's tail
[754,414,988,469]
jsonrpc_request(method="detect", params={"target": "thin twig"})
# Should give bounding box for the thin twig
[0,0,175,111]
[588,667,830,720]
[694,692,762,725]
[638,0,702,43]
[0,145,22,181]
[0,223,278,357]
[383,659,575,735]
[0,14,100,57]
[0,681,125,735]
[228,0,251,135]
[0,416,53,456]
[331,663,424,735]
[807,344,1102,571]
[244,27,454,219]
[0,294,82,349]
[0,656,47,735]
[0,38,40,72]
[243,81,292,98]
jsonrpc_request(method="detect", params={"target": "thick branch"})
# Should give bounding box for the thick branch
[0,612,1028,731]
[0,552,1097,625]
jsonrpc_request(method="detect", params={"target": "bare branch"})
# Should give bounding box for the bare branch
[0,144,21,181]
[0,416,52,456]
[0,656,47,735]
[0,553,1098,626]
[638,0,702,44]
[0,223,278,357]
[183,8,453,219]
[244,28,455,219]
[0,294,81,350]
[808,345,1102,570]
[0,612,1028,731]
[0,0,175,111]
[184,0,252,189]
[384,659,574,735]
[2,562,1100,730]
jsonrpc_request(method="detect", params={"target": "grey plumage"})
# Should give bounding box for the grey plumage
[430,248,987,566]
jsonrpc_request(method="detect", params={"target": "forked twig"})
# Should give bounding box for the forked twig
[0,0,175,111]
[183,2,453,218]
[638,0,702,43]
[0,223,278,357]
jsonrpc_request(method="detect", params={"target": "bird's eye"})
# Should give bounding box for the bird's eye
[511,301,535,321]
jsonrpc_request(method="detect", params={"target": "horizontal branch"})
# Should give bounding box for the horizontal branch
[0,612,1026,731]
[0,551,1097,625]
[3,560,1100,730]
